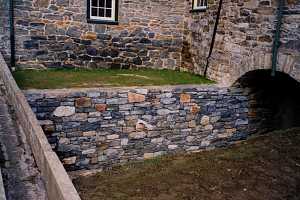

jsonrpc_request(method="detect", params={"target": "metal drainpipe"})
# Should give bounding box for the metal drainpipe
[204,0,223,77]
[271,0,285,77]
[9,0,15,70]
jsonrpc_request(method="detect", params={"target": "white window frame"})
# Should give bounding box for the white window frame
[193,0,207,10]
[89,0,116,21]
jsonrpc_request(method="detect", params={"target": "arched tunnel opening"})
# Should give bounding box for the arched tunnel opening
[234,70,300,134]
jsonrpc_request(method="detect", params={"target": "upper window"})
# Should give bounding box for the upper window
[192,0,207,10]
[88,0,118,24]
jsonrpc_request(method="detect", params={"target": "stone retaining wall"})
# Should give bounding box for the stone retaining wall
[25,85,251,171]
[0,53,81,200]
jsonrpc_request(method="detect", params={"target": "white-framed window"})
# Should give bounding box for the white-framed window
[88,0,118,22]
[193,0,207,10]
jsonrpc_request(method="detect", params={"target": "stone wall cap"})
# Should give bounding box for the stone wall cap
[23,84,223,95]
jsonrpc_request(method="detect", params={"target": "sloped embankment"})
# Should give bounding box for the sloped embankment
[74,128,300,200]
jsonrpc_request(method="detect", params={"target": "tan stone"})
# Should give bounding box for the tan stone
[97,143,109,151]
[95,104,107,112]
[62,156,76,165]
[180,93,191,103]
[82,131,96,137]
[82,32,97,40]
[191,104,200,114]
[128,92,145,103]
[188,120,197,128]
[33,0,49,7]
[75,97,92,107]
[144,153,155,159]
[200,115,210,126]
[136,123,145,131]
[218,128,236,138]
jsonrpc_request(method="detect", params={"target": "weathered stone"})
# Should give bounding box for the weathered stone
[107,134,119,140]
[82,131,96,137]
[200,115,210,126]
[121,138,129,146]
[157,109,170,115]
[82,149,96,155]
[62,156,76,165]
[180,93,191,103]
[191,104,200,114]
[136,120,153,131]
[65,113,87,121]
[82,32,97,40]
[53,106,75,117]
[128,92,145,103]
[95,104,107,112]
[144,153,154,159]
[168,145,178,150]
[75,97,92,107]
[129,132,147,139]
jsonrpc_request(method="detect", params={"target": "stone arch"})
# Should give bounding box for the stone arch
[234,69,300,133]
[225,51,300,87]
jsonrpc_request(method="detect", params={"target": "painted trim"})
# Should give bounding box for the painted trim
[87,0,119,25]
[192,0,207,11]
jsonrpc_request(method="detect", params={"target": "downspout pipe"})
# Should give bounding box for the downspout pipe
[9,0,15,70]
[271,0,284,77]
[204,0,223,77]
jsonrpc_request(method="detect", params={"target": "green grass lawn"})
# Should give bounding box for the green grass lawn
[13,69,213,89]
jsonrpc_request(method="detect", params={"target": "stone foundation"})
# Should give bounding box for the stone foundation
[25,85,251,171]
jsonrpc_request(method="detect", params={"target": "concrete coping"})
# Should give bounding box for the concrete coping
[0,168,6,200]
[0,54,81,200]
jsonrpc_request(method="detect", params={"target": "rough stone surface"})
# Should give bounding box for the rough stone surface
[25,85,252,171]
[53,106,75,117]
[128,92,145,103]
[0,83,47,200]
[0,0,299,84]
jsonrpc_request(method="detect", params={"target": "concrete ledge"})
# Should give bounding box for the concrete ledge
[0,168,6,200]
[0,54,81,200]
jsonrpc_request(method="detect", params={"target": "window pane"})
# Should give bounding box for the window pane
[98,8,105,17]
[91,8,97,16]
[99,0,105,7]
[106,9,112,17]
[91,0,97,7]
[106,0,112,8]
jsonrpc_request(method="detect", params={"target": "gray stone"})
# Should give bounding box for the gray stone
[53,106,75,117]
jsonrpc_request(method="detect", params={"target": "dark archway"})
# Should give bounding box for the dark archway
[234,70,300,133]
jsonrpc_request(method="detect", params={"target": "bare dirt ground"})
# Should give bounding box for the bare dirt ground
[74,128,300,200]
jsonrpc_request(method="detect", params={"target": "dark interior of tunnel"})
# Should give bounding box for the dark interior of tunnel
[235,70,300,133]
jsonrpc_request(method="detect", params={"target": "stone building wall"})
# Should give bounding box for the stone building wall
[182,0,220,74]
[0,0,11,64]
[13,0,185,69]
[204,0,300,86]
[25,86,250,171]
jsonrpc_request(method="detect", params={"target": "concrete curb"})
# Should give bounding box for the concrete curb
[0,54,81,200]
[0,168,6,200]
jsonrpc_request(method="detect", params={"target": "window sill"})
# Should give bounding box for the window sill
[87,19,119,25]
[190,8,207,13]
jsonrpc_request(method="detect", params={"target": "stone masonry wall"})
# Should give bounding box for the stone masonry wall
[204,0,300,86]
[14,0,185,69]
[0,0,11,64]
[182,0,220,74]
[25,86,250,171]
